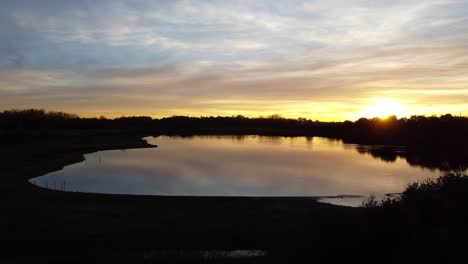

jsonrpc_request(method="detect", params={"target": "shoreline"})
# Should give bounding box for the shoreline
[10,132,359,204]
[3,130,460,263]
[4,131,365,263]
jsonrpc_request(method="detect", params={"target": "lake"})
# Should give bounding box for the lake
[30,135,440,206]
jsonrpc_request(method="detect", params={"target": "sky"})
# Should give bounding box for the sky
[1,0,468,121]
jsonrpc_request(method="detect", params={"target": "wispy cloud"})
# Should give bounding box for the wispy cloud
[1,0,468,119]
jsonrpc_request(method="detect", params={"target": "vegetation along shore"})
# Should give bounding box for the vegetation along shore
[2,109,467,263]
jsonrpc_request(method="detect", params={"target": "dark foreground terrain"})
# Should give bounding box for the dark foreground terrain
[2,132,467,264]
[2,110,468,263]
[2,131,372,263]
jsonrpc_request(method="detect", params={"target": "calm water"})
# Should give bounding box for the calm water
[30,136,440,206]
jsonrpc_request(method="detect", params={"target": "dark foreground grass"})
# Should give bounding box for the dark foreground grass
[1,130,468,263]
[363,171,468,263]
[1,130,369,264]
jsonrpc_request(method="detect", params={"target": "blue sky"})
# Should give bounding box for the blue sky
[1,0,468,120]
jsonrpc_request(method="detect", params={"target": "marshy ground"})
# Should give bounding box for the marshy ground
[2,131,368,263]
[2,130,467,263]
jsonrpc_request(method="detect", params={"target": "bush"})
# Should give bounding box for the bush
[364,172,468,209]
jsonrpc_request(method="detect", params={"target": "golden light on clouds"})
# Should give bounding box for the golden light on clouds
[1,1,468,120]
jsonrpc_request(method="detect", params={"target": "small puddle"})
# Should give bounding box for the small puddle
[143,249,267,261]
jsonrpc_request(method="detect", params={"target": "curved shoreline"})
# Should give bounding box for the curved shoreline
[24,135,371,207]
[1,131,368,263]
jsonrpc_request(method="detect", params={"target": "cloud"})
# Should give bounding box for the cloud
[1,0,468,119]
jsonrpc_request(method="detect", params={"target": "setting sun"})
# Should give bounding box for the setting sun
[358,98,407,119]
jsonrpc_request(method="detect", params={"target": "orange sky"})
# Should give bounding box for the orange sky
[1,1,467,121]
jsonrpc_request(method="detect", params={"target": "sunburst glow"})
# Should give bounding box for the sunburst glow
[1,1,468,119]
[358,98,407,119]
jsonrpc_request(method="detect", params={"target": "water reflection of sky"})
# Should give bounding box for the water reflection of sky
[31,136,440,206]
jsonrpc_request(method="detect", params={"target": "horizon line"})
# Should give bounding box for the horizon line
[1,108,466,123]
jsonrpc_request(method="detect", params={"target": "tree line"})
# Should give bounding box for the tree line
[1,109,467,148]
